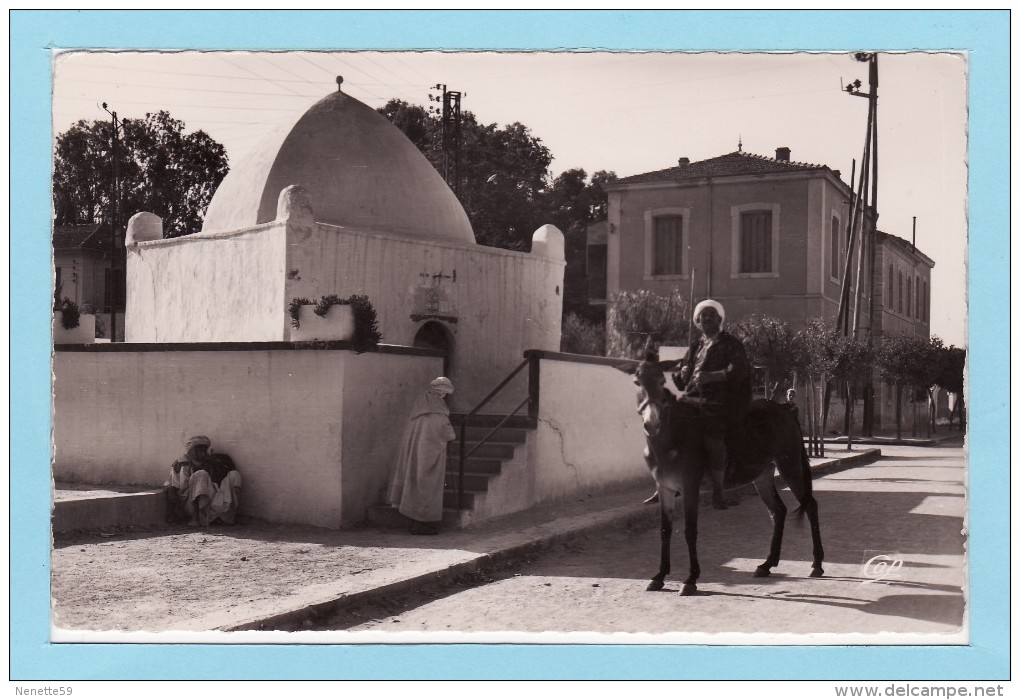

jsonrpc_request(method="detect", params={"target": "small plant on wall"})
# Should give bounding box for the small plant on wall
[289,294,382,353]
[55,297,81,330]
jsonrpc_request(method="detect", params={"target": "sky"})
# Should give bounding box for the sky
[51,50,968,346]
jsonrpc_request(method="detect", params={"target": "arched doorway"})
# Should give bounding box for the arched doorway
[413,321,453,377]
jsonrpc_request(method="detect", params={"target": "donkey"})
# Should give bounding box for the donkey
[624,358,824,595]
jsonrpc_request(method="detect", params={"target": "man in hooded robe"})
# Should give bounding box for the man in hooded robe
[388,377,456,535]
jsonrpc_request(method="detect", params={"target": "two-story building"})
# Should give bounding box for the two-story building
[596,147,934,430]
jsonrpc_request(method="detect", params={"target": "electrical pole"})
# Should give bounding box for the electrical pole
[429,84,463,196]
[102,102,122,343]
[842,52,880,434]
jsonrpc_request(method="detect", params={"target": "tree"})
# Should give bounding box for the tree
[54,111,229,238]
[875,334,942,440]
[606,287,693,359]
[934,345,966,430]
[379,100,553,251]
[544,168,617,322]
[799,319,872,448]
[731,315,807,400]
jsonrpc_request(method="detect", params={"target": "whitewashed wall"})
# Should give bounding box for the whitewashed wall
[52,345,442,527]
[530,354,650,499]
[125,224,288,343]
[125,217,564,413]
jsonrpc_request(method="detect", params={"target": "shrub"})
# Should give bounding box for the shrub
[560,312,605,356]
[289,294,382,353]
[56,297,80,330]
[606,287,692,359]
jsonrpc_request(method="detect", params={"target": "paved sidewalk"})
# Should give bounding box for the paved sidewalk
[50,448,880,634]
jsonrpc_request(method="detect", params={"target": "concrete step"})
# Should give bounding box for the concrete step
[444,472,491,492]
[365,504,470,530]
[53,483,165,533]
[446,456,503,474]
[448,442,518,460]
[452,413,535,431]
[457,426,529,444]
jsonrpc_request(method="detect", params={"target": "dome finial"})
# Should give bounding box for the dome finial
[336,75,344,92]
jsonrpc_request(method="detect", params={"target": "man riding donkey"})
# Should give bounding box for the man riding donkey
[645,299,752,510]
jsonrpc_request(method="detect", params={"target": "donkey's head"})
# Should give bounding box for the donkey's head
[617,358,681,438]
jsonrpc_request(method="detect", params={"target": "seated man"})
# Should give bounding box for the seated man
[163,435,206,524]
[165,435,243,526]
[672,300,752,509]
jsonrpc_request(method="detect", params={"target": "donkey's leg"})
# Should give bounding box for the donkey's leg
[802,495,824,578]
[647,486,677,591]
[752,466,787,577]
[775,438,824,579]
[679,471,702,595]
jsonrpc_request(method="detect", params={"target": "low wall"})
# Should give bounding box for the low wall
[530,352,650,501]
[52,342,442,527]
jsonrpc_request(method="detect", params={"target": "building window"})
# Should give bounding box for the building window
[887,264,894,309]
[652,216,684,275]
[739,211,773,273]
[898,270,904,313]
[104,267,126,311]
[830,216,841,280]
[587,243,608,301]
[55,267,62,298]
[918,273,926,318]
[730,202,779,278]
[907,276,913,318]
[923,280,928,321]
[643,207,690,280]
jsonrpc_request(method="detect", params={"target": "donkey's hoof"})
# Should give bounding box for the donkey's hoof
[680,582,698,596]
[810,567,824,578]
[753,565,772,578]
[646,579,665,592]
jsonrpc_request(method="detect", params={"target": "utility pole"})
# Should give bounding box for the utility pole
[429,84,463,196]
[841,52,880,435]
[101,102,122,343]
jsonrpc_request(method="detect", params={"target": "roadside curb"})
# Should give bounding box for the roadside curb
[222,448,881,632]
[224,503,656,632]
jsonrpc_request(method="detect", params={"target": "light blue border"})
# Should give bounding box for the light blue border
[11,10,1007,680]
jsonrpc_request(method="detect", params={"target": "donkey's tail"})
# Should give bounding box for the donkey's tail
[792,418,816,519]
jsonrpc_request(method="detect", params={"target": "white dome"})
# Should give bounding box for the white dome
[202,87,475,244]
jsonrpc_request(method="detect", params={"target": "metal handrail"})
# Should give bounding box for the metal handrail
[456,357,533,510]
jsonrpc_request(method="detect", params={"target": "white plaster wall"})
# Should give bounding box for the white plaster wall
[284,223,564,411]
[530,358,650,500]
[52,347,438,527]
[125,225,287,343]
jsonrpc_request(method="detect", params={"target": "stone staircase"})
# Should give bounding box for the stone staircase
[52,482,166,534]
[366,413,534,530]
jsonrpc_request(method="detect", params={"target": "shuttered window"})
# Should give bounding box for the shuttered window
[740,211,773,274]
[888,264,894,309]
[830,216,841,279]
[652,216,683,275]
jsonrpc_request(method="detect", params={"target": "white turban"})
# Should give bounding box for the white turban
[693,299,726,327]
[185,435,211,450]
[428,377,455,395]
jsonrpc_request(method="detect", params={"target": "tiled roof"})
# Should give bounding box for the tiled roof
[876,229,935,267]
[53,223,112,251]
[612,150,831,186]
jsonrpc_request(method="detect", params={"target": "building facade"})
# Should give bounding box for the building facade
[598,147,934,430]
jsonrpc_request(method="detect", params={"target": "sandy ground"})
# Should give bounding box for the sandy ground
[51,520,432,632]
